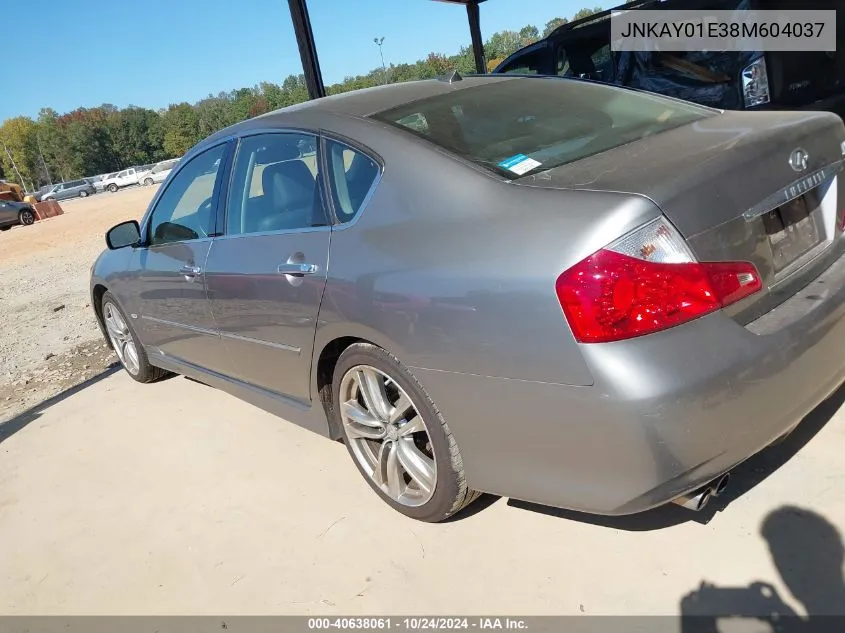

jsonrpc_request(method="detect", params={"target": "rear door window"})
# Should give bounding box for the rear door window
[324,140,380,224]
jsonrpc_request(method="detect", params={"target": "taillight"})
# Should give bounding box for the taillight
[555,218,762,343]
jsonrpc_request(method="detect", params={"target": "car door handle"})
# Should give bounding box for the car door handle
[277,263,319,276]
[179,265,202,282]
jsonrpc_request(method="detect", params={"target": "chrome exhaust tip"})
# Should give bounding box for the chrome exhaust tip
[712,473,731,497]
[673,487,712,512]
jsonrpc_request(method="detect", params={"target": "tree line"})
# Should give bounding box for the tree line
[0,7,604,190]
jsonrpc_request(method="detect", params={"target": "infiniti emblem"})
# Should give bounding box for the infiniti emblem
[789,148,810,172]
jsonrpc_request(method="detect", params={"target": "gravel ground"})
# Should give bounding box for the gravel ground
[0,186,157,421]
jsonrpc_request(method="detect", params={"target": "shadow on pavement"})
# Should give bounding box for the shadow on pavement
[680,506,845,631]
[505,381,845,531]
[0,365,120,446]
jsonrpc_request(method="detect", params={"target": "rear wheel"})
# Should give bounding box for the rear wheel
[108,183,118,193]
[332,342,479,522]
[18,209,35,226]
[144,178,154,186]
[101,292,168,383]
[79,190,88,198]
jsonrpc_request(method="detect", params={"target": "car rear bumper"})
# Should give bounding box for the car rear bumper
[412,247,845,515]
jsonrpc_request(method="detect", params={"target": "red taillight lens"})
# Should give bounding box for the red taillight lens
[556,246,762,344]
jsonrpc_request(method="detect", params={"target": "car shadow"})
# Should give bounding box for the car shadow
[680,505,845,630]
[501,381,845,531]
[0,365,121,446]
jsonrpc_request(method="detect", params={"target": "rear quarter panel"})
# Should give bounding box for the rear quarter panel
[310,115,664,387]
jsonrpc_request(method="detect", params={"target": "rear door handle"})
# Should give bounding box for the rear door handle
[179,265,202,282]
[277,263,319,275]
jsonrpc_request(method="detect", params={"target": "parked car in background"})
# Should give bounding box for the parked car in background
[0,199,36,230]
[493,0,845,117]
[42,179,96,200]
[101,167,144,193]
[94,173,117,193]
[139,158,179,185]
[92,76,845,522]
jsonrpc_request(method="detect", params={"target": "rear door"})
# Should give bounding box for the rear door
[128,141,232,371]
[204,131,330,402]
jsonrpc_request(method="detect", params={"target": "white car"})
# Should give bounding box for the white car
[139,158,180,186]
[101,167,144,193]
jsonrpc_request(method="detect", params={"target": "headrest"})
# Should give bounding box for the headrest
[255,142,301,164]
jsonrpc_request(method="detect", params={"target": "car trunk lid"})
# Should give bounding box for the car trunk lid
[516,109,845,321]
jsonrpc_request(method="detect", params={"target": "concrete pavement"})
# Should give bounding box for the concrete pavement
[0,369,843,615]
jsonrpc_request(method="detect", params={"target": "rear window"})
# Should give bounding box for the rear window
[373,78,713,178]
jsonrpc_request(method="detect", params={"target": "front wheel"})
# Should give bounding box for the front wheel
[108,183,118,193]
[101,292,168,383]
[18,209,35,226]
[79,190,88,198]
[332,342,480,522]
[144,178,154,186]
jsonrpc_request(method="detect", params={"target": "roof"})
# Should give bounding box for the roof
[197,75,517,150]
[286,75,513,118]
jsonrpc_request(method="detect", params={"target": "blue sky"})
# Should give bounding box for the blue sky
[2,0,590,122]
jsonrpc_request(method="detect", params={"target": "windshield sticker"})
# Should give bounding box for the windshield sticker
[498,154,542,176]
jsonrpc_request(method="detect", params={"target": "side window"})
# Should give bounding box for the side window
[325,139,380,224]
[556,47,571,76]
[117,170,128,178]
[226,133,322,235]
[147,144,226,246]
[499,47,545,75]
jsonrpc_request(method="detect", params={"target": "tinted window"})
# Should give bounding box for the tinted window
[147,144,225,245]
[226,133,323,235]
[325,140,379,223]
[375,79,712,178]
[499,46,546,75]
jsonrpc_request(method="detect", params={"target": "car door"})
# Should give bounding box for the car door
[129,141,232,372]
[0,200,17,227]
[204,131,331,402]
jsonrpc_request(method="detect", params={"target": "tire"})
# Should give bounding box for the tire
[101,291,168,383]
[18,209,35,226]
[108,183,118,193]
[144,178,154,186]
[332,342,480,522]
[79,190,88,198]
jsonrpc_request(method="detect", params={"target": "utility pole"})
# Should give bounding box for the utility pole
[373,37,387,84]
[36,135,52,185]
[2,142,26,189]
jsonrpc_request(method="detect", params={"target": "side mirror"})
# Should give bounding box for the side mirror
[106,220,141,250]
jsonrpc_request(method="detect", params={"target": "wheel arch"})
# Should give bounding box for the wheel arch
[92,283,110,346]
[313,325,409,440]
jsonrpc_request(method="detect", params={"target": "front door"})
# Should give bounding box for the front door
[129,142,231,372]
[205,132,330,402]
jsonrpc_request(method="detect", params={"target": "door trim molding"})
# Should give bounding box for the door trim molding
[141,315,301,353]
[140,315,219,337]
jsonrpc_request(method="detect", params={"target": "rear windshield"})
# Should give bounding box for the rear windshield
[373,78,714,178]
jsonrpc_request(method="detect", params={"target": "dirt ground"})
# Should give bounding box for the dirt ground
[0,186,158,422]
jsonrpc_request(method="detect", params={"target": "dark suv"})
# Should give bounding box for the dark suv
[493,0,845,117]
[42,178,96,201]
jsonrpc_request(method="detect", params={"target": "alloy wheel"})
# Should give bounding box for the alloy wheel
[339,365,437,507]
[19,210,34,225]
[103,302,140,375]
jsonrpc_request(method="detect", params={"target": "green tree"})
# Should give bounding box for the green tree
[543,17,568,36]
[572,6,604,21]
[161,103,201,157]
[0,117,40,188]
[518,25,540,45]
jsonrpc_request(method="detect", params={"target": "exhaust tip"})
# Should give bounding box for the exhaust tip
[697,489,711,511]
[713,473,731,497]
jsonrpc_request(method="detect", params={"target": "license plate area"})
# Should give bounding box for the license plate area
[763,189,826,274]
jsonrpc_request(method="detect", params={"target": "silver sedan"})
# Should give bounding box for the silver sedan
[91,76,845,521]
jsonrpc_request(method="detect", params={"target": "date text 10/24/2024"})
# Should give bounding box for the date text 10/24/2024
[308,618,528,630]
